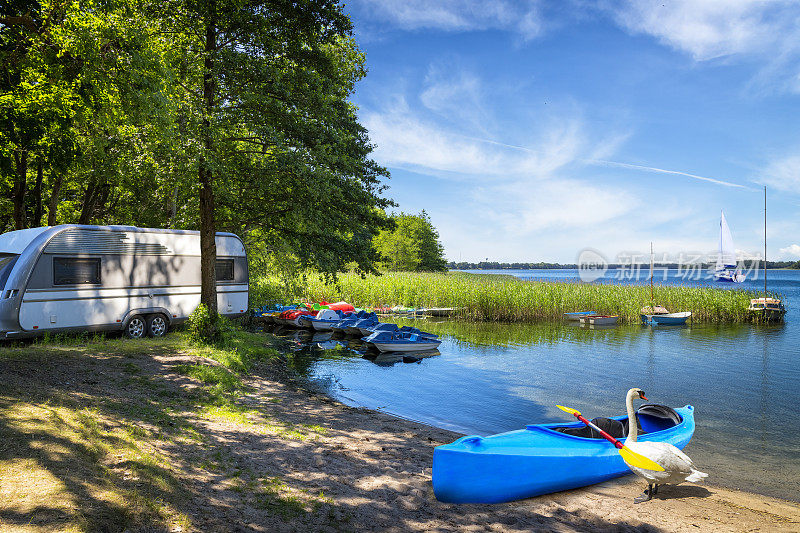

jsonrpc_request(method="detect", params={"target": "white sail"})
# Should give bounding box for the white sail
[717,210,737,270]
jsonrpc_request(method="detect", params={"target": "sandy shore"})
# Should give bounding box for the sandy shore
[234,368,800,532]
[1,341,798,532]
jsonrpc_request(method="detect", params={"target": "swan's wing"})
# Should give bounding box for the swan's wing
[628,442,694,472]
[665,445,696,468]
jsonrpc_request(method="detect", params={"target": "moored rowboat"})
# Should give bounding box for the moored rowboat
[649,311,692,326]
[563,311,596,321]
[432,405,695,504]
[579,314,618,326]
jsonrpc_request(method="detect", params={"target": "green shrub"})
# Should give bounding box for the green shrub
[187,304,232,345]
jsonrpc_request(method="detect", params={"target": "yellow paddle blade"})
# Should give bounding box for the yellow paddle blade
[619,446,665,471]
[556,405,581,416]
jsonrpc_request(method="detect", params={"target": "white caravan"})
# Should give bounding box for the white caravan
[0,225,248,339]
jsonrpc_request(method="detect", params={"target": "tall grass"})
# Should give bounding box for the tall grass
[295,271,768,324]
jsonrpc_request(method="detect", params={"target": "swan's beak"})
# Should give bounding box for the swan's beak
[639,393,648,400]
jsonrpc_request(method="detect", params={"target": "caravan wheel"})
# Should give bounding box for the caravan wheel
[147,314,169,337]
[125,315,146,339]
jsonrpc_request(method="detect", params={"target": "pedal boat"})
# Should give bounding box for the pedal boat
[432,404,695,504]
[362,330,442,352]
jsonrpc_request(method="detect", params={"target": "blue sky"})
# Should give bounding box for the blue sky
[344,1,800,263]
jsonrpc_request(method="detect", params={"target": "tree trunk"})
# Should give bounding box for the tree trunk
[47,173,64,226]
[79,179,98,224]
[12,150,28,229]
[199,12,218,316]
[32,157,43,226]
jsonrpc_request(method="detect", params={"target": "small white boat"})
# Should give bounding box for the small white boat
[579,315,618,326]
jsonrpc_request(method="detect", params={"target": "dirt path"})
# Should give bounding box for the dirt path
[1,337,798,532]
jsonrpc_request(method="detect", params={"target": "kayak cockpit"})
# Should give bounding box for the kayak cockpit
[534,404,683,439]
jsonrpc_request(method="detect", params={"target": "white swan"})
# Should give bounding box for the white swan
[623,388,708,503]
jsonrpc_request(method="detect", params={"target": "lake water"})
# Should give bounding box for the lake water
[263,269,800,501]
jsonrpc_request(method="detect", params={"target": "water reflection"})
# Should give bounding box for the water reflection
[263,324,441,369]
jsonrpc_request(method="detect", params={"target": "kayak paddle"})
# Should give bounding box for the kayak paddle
[556,405,665,472]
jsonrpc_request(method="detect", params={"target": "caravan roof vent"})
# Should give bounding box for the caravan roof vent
[45,229,173,255]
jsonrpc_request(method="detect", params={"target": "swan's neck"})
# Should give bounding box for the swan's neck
[626,391,639,442]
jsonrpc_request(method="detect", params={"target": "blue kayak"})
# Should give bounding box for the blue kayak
[432,405,695,504]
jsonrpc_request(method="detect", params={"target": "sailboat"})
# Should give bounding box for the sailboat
[715,210,746,283]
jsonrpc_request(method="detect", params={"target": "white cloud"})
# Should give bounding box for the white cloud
[348,0,544,40]
[472,177,638,234]
[361,95,584,179]
[605,0,800,92]
[759,153,800,193]
[606,0,799,60]
[779,244,800,259]
[420,64,490,131]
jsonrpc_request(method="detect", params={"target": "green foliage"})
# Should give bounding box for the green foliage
[186,304,232,345]
[0,0,175,230]
[1,0,392,279]
[157,0,393,286]
[373,211,447,272]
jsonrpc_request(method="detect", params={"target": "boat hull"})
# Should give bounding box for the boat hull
[296,316,314,329]
[715,270,746,283]
[310,319,338,331]
[370,340,442,352]
[432,405,695,504]
[563,311,595,321]
[580,315,618,326]
[650,312,691,325]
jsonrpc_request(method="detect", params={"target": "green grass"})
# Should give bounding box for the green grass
[186,330,281,373]
[292,271,772,324]
[174,363,244,394]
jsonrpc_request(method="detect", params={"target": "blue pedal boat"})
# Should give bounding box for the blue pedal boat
[432,405,695,504]
[362,330,442,352]
[347,317,379,335]
[363,322,439,339]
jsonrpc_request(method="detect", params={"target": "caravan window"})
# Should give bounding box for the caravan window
[0,254,18,289]
[216,259,234,281]
[54,258,101,285]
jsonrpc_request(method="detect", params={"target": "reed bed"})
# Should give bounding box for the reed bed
[300,271,767,324]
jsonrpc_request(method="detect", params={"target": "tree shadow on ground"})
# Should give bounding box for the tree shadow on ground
[0,335,675,532]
